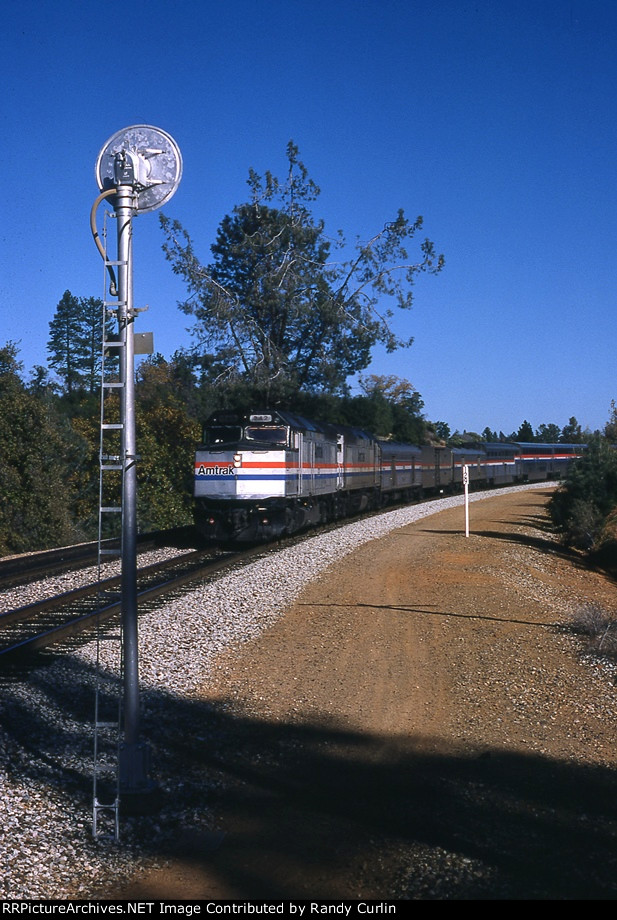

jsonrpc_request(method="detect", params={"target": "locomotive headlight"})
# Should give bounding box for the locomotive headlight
[233,453,242,468]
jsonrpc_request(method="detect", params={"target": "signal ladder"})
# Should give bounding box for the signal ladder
[92,216,126,841]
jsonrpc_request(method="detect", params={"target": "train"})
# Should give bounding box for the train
[193,408,584,542]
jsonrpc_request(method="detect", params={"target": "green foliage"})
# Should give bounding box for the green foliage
[548,438,617,550]
[358,374,424,414]
[47,290,111,394]
[135,359,202,529]
[284,378,427,444]
[536,422,562,443]
[0,344,87,554]
[160,141,443,403]
[516,420,535,441]
[68,411,101,535]
[0,342,23,378]
[433,421,451,443]
[604,400,617,443]
[355,374,425,442]
[0,342,204,555]
[560,416,584,443]
[447,430,485,447]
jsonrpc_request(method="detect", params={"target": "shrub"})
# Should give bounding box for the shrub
[548,438,617,550]
[569,603,612,637]
[569,604,617,662]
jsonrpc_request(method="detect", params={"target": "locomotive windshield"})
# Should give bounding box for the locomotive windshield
[245,425,288,445]
[203,424,289,446]
[204,425,242,446]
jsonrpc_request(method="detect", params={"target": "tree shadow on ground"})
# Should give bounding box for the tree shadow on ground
[413,524,595,570]
[420,523,617,595]
[3,653,617,901]
[300,600,564,630]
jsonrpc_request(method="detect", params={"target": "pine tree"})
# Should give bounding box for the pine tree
[48,291,83,394]
[516,420,535,441]
[48,291,108,394]
[604,400,617,443]
[536,423,562,443]
[160,142,444,403]
[560,416,584,443]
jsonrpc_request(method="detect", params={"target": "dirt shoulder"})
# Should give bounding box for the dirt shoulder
[109,488,617,900]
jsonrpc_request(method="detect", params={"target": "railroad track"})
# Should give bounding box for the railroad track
[0,526,196,589]
[0,495,451,662]
[0,546,253,660]
[0,484,524,663]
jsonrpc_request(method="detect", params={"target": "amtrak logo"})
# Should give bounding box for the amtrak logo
[196,465,236,476]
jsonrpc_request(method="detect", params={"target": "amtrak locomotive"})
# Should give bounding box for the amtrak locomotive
[193,409,583,542]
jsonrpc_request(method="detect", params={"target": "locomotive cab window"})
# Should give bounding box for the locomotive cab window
[204,425,242,445]
[244,426,288,446]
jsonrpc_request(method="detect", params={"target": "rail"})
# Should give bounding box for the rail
[0,527,196,588]
[0,546,244,659]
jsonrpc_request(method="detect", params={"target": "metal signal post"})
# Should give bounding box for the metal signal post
[114,182,142,788]
[93,127,182,806]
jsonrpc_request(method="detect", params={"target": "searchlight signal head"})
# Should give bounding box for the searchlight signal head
[113,148,164,189]
[95,125,182,213]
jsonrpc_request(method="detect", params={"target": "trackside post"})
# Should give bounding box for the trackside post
[463,464,470,537]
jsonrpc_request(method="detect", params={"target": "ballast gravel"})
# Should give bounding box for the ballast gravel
[0,485,595,900]
[0,547,196,611]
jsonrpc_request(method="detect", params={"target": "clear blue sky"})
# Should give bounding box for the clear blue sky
[2,0,615,436]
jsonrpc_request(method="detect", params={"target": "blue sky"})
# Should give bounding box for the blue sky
[2,0,615,436]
